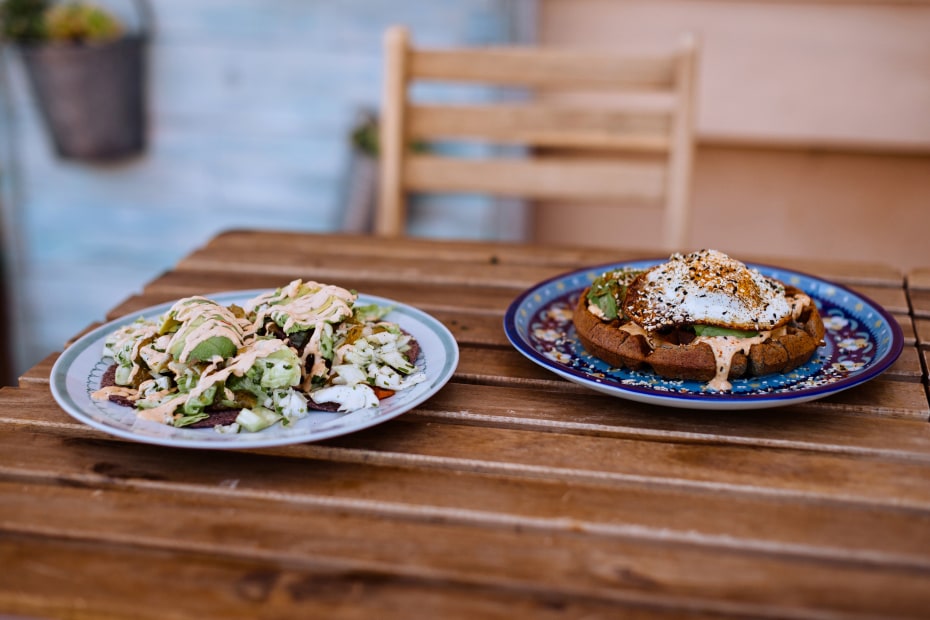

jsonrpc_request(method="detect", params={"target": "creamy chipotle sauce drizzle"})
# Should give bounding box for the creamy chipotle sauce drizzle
[693,332,770,391]
[592,290,811,391]
[694,295,809,391]
[91,279,359,426]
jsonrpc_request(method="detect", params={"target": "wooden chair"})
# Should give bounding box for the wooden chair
[375,25,699,251]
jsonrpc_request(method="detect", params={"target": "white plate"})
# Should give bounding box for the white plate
[50,291,459,449]
[504,260,903,410]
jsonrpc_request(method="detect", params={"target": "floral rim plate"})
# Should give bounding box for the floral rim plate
[50,291,459,449]
[504,260,903,410]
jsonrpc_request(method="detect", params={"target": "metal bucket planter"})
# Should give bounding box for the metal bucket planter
[19,0,150,161]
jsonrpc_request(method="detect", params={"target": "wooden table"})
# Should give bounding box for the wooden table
[3,230,930,619]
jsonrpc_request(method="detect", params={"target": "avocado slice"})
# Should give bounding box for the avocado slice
[693,325,759,339]
[188,335,238,363]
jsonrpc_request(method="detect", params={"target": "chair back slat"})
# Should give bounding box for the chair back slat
[407,103,673,153]
[404,154,666,203]
[410,48,678,91]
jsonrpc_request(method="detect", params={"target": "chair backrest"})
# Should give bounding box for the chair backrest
[375,25,699,251]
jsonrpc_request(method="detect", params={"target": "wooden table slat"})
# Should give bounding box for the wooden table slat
[3,479,930,620]
[4,533,678,620]
[192,230,907,286]
[4,378,930,465]
[2,425,929,568]
[454,346,930,419]
[5,388,930,511]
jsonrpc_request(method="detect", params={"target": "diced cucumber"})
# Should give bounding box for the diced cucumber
[235,406,282,433]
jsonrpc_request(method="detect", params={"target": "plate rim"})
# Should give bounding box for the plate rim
[50,289,459,449]
[503,259,904,410]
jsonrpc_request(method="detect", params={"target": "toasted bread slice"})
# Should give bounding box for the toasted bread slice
[572,286,824,383]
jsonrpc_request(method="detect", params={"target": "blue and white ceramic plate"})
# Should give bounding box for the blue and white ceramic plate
[504,260,903,410]
[51,291,459,449]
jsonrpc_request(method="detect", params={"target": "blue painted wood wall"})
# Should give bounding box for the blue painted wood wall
[0,0,532,376]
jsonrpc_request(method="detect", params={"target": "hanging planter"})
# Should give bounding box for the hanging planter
[1,0,152,161]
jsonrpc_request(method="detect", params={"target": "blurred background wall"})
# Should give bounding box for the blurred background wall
[0,0,534,381]
[534,0,930,267]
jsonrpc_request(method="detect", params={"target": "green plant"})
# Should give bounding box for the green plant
[44,2,122,43]
[349,114,429,159]
[350,116,379,157]
[0,0,49,42]
[0,0,122,44]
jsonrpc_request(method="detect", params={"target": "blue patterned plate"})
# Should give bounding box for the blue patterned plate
[504,260,903,410]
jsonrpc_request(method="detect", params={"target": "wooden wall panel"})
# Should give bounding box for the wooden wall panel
[540,0,930,151]
[535,0,930,271]
[534,146,930,271]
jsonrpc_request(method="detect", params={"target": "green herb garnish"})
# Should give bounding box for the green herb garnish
[585,268,644,321]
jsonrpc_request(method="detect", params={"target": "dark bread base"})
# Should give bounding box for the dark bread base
[572,288,825,383]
